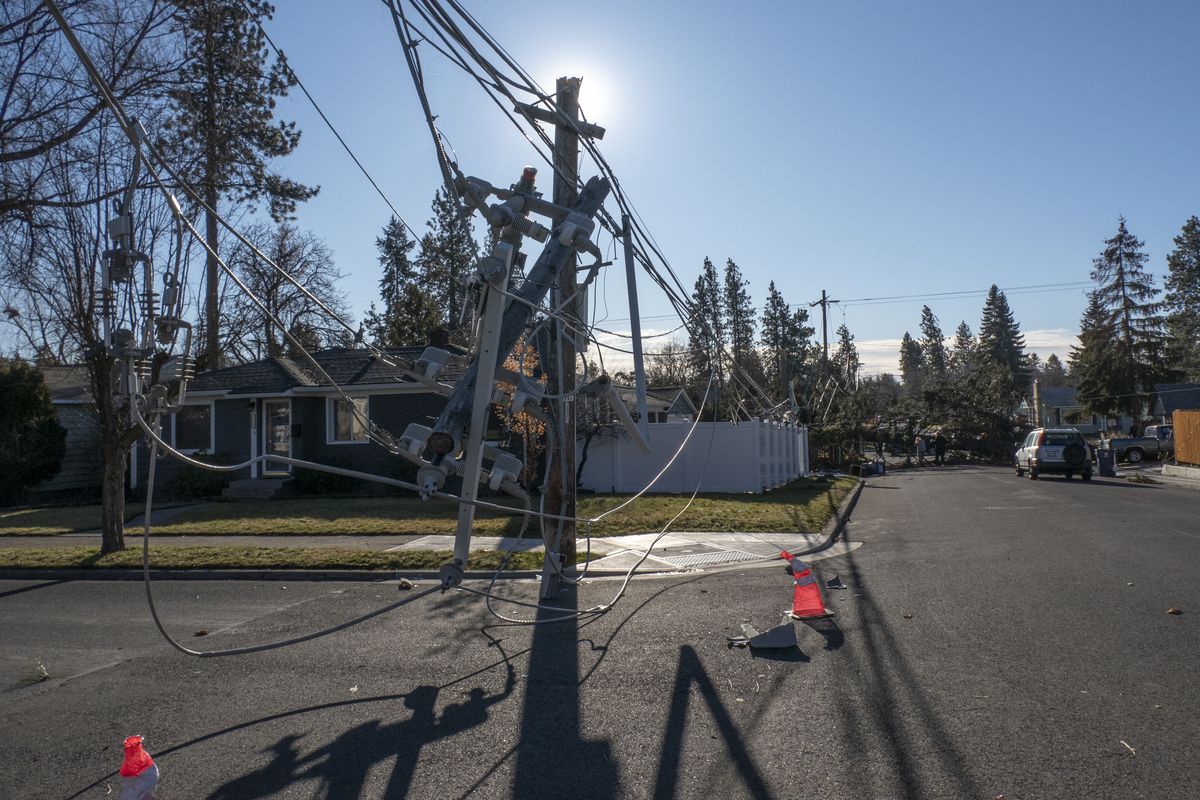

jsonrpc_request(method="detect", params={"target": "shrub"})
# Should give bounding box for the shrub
[290,455,368,496]
[0,360,67,505]
[164,453,232,499]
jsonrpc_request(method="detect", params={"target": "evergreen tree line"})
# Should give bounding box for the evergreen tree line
[362,190,479,350]
[818,215,1200,462]
[1070,216,1200,417]
[645,257,817,421]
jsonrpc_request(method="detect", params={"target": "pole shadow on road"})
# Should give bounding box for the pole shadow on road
[830,529,983,799]
[508,584,622,798]
[652,645,773,800]
[0,578,68,600]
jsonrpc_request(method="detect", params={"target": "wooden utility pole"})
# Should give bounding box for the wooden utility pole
[809,289,839,380]
[514,77,605,581]
[545,76,581,570]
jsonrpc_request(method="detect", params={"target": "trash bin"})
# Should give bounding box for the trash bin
[1097,448,1116,477]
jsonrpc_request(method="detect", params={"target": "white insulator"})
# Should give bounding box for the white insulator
[415,347,451,380]
[399,423,433,456]
[487,452,523,491]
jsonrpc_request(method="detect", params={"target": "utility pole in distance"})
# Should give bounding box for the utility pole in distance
[515,77,605,595]
[809,290,839,380]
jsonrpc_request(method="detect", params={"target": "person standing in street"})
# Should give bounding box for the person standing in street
[934,432,947,465]
[915,434,927,466]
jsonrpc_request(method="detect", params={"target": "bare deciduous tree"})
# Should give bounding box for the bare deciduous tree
[222,222,352,363]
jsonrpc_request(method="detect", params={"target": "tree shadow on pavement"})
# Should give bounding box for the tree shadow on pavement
[64,608,524,800]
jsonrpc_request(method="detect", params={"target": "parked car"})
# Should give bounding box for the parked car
[1015,427,1093,480]
[1103,425,1174,463]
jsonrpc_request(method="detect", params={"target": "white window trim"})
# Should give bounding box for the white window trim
[262,398,293,476]
[172,400,215,455]
[326,395,371,445]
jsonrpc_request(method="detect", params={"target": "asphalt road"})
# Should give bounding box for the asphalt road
[2,465,1197,799]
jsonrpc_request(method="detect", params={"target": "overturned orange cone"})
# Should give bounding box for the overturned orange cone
[119,735,159,800]
[781,551,833,619]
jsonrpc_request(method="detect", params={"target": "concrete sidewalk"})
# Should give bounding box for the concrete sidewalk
[1118,463,1200,491]
[0,480,867,579]
[0,529,859,575]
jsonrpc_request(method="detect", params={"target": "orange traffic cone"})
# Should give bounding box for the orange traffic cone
[780,551,832,619]
[119,735,159,799]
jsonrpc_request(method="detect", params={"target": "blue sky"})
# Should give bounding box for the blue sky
[261,1,1200,374]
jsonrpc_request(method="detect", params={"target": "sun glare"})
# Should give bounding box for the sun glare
[538,62,620,129]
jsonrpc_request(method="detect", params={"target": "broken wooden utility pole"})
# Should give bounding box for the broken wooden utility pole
[515,77,605,596]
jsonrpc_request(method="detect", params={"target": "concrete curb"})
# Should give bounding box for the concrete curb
[821,478,866,543]
[0,567,543,582]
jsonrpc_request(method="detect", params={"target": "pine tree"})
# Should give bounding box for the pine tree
[947,321,975,378]
[1070,292,1125,418]
[1042,354,1067,386]
[831,324,860,387]
[721,258,764,397]
[414,187,479,342]
[899,332,925,400]
[759,282,813,404]
[166,0,318,369]
[760,281,791,399]
[1164,215,1200,381]
[919,305,947,381]
[722,259,755,363]
[1090,217,1169,416]
[686,257,725,416]
[978,285,1027,391]
[364,216,440,346]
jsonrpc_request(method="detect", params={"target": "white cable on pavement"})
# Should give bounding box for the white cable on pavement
[138,432,440,658]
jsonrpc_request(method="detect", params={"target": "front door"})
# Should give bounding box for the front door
[263,400,291,475]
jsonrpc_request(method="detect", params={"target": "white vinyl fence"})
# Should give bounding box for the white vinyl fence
[579,421,809,494]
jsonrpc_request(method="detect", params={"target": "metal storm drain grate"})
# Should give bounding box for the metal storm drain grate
[659,550,763,568]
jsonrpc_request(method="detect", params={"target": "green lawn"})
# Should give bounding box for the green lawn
[0,476,856,538]
[0,546,549,571]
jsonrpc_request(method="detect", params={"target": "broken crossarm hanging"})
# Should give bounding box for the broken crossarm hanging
[425,175,611,461]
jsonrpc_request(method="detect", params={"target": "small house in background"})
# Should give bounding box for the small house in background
[35,347,469,501]
[613,385,698,424]
[1020,384,1103,429]
[1151,383,1200,422]
[1154,384,1200,472]
[33,365,102,500]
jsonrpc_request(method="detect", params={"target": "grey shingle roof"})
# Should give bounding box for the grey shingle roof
[188,346,465,394]
[1037,385,1079,407]
[1153,383,1200,414]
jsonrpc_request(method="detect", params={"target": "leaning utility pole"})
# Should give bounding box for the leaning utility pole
[515,77,605,590]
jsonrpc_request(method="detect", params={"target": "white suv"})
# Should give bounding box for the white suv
[1015,428,1093,481]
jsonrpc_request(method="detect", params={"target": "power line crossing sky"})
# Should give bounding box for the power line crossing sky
[264,1,1200,374]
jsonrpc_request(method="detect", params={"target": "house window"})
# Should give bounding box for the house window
[329,397,369,443]
[649,411,668,424]
[175,405,212,452]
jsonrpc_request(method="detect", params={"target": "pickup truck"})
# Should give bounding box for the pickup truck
[1103,424,1175,463]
